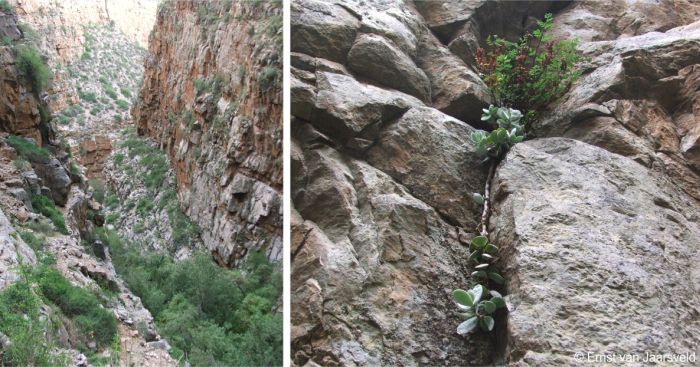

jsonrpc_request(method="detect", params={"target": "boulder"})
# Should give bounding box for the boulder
[291,134,492,366]
[490,138,700,365]
[347,33,431,102]
[291,0,360,63]
[367,106,486,228]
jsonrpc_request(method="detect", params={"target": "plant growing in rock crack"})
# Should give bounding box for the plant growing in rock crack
[475,12,582,125]
[453,285,507,334]
[471,105,525,160]
[453,107,519,336]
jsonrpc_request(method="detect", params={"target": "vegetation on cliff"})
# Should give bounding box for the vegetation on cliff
[454,13,582,336]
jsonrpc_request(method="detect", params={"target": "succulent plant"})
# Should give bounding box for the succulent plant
[471,105,525,159]
[453,285,506,334]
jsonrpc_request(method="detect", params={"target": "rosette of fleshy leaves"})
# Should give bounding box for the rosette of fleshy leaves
[453,284,507,334]
[471,105,525,159]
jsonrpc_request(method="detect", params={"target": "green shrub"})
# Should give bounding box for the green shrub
[257,66,278,92]
[35,266,117,349]
[19,230,44,252]
[136,198,154,217]
[6,135,50,162]
[0,0,12,12]
[475,13,581,121]
[105,213,119,224]
[120,87,131,98]
[0,276,64,366]
[31,195,68,234]
[104,84,118,99]
[78,89,98,103]
[89,179,106,203]
[115,99,129,110]
[100,235,282,367]
[15,45,50,92]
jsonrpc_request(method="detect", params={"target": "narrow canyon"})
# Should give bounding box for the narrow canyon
[0,0,282,366]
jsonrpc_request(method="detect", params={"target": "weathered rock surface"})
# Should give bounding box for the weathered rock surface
[292,0,700,365]
[292,130,491,366]
[490,138,700,365]
[0,8,44,144]
[0,207,36,290]
[133,0,282,266]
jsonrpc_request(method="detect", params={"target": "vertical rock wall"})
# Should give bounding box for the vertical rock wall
[133,0,282,267]
[291,0,700,365]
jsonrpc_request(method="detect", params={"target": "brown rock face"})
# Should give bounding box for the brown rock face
[77,136,112,178]
[133,0,282,267]
[0,9,43,144]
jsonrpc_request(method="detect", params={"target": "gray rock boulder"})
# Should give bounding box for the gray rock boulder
[291,0,360,63]
[367,106,486,228]
[490,138,700,365]
[348,33,431,102]
[0,208,37,290]
[291,137,492,366]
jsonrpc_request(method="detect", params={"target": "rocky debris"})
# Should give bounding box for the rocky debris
[102,136,204,253]
[133,0,282,267]
[292,0,700,365]
[0,207,36,290]
[290,0,505,364]
[490,138,700,365]
[31,156,71,206]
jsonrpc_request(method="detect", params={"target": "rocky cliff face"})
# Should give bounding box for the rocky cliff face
[0,9,45,144]
[133,0,282,267]
[291,0,700,365]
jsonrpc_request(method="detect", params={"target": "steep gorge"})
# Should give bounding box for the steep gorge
[0,0,282,365]
[290,0,700,365]
[134,0,283,268]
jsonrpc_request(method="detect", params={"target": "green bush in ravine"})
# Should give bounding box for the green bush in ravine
[35,265,117,349]
[15,44,51,93]
[0,274,64,366]
[31,195,68,234]
[96,227,282,366]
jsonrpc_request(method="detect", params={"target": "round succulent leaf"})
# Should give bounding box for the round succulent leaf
[488,272,505,284]
[484,244,498,254]
[491,297,506,309]
[472,193,485,205]
[471,270,487,279]
[482,300,496,314]
[475,263,489,269]
[480,316,495,332]
[471,236,488,248]
[457,317,479,335]
[453,289,473,307]
[469,284,484,304]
